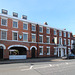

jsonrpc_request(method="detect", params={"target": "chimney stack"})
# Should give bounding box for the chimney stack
[13,12,18,17]
[22,15,27,20]
[2,9,8,15]
[44,22,48,25]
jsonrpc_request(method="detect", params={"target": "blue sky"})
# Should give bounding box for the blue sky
[0,0,75,34]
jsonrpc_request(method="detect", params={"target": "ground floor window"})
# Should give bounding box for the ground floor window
[39,46,43,55]
[9,47,27,55]
[47,47,50,55]
[54,48,57,55]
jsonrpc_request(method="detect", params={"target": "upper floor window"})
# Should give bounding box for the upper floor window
[46,28,50,34]
[54,29,57,35]
[39,26,43,33]
[68,33,70,38]
[1,18,7,26]
[23,23,28,30]
[12,31,18,41]
[46,36,50,43]
[64,39,66,45]
[32,34,36,42]
[59,31,62,36]
[1,30,7,40]
[32,24,36,31]
[64,32,66,37]
[13,20,18,28]
[23,33,28,42]
[39,35,43,43]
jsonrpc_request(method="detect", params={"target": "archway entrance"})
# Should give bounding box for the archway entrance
[9,47,27,60]
[31,48,35,58]
[0,46,3,59]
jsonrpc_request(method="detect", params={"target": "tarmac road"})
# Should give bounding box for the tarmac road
[0,59,75,75]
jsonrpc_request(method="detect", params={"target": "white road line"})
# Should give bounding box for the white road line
[30,66,33,69]
[49,64,52,67]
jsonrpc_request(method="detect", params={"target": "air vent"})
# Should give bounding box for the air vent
[2,9,8,15]
[22,15,27,20]
[13,12,18,17]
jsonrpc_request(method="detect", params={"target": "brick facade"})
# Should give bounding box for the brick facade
[0,13,72,60]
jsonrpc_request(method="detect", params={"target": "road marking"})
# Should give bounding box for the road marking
[21,62,72,71]
[49,64,52,67]
[30,66,33,69]
[65,62,69,65]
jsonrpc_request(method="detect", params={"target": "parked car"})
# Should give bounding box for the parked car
[67,54,75,59]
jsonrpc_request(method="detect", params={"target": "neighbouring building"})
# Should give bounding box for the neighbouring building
[0,9,73,60]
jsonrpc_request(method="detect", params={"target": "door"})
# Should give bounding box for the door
[32,48,35,58]
[59,49,61,57]
[0,46,3,59]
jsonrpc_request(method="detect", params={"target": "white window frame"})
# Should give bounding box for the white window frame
[39,35,43,43]
[39,46,43,55]
[23,22,28,30]
[13,20,18,28]
[59,31,62,36]
[31,24,36,31]
[54,47,57,55]
[23,32,28,42]
[39,26,43,33]
[1,17,8,26]
[1,29,8,40]
[12,31,18,41]
[47,46,50,55]
[64,39,66,45]
[54,29,57,35]
[46,36,50,43]
[46,28,50,34]
[64,32,66,37]
[32,33,36,42]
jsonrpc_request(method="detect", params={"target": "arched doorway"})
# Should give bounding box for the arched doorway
[31,48,35,58]
[0,46,3,59]
[8,45,28,60]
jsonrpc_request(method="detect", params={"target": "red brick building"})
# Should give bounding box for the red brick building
[0,10,72,60]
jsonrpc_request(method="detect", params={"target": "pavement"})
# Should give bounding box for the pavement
[0,57,63,64]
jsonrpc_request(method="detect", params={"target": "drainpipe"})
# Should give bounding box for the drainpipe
[37,24,38,58]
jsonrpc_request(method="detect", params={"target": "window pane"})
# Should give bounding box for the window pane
[40,48,42,53]
[32,25,35,31]
[47,48,49,53]
[47,37,50,43]
[23,34,28,41]
[46,29,49,34]
[1,31,6,39]
[54,30,56,35]
[39,36,42,42]
[2,19,7,26]
[32,35,36,42]
[39,27,42,32]
[13,32,17,40]
[13,21,17,28]
[23,24,27,30]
